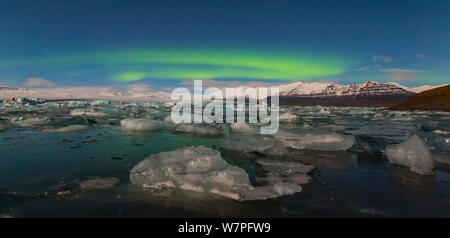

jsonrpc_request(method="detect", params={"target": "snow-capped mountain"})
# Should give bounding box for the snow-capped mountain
[387,82,449,93]
[1,81,444,105]
[0,86,170,102]
[279,81,412,97]
[198,80,442,107]
[0,86,30,92]
[277,81,448,96]
[272,81,416,106]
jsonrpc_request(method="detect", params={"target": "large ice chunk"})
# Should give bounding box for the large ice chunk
[129,146,301,200]
[172,123,224,137]
[386,135,434,175]
[120,118,174,131]
[220,134,289,158]
[274,128,354,151]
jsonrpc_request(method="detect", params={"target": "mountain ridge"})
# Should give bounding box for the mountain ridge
[389,85,450,112]
[1,81,447,106]
[270,81,417,107]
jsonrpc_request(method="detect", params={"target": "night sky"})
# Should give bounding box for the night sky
[0,0,448,89]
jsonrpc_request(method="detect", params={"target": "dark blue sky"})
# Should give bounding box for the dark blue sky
[0,0,448,88]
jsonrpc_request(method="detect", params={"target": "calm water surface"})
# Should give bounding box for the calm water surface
[0,106,449,217]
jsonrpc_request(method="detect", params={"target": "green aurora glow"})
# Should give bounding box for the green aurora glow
[0,49,356,82]
[112,72,147,82]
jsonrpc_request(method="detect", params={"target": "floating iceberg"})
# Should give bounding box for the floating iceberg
[120,118,174,131]
[274,128,354,151]
[172,123,224,137]
[88,100,111,106]
[70,108,106,117]
[77,177,119,191]
[141,108,167,120]
[13,117,49,127]
[386,135,435,175]
[220,134,289,158]
[43,125,90,133]
[70,108,127,118]
[129,146,302,201]
[229,123,259,134]
[67,101,88,107]
[432,130,450,135]
[279,112,298,123]
[48,177,120,197]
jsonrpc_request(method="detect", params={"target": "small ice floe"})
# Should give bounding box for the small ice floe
[76,177,119,190]
[432,130,450,135]
[274,128,354,151]
[229,123,259,134]
[390,115,414,121]
[315,108,330,115]
[70,108,106,117]
[70,108,127,118]
[67,101,88,107]
[129,146,302,201]
[88,100,111,106]
[43,125,90,133]
[371,113,386,120]
[386,135,435,175]
[13,117,49,127]
[279,112,298,123]
[47,177,120,197]
[142,108,164,119]
[172,123,224,137]
[220,134,289,158]
[120,118,174,131]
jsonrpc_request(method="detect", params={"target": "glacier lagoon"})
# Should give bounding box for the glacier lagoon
[0,99,449,217]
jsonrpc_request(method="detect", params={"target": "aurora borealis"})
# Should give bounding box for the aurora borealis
[0,0,448,89]
[0,49,352,82]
